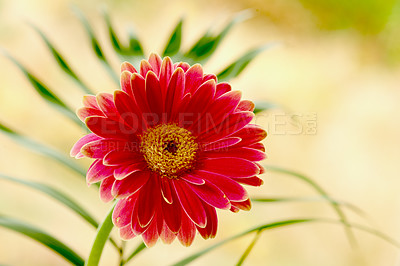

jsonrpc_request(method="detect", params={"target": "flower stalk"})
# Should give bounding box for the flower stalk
[85,203,116,266]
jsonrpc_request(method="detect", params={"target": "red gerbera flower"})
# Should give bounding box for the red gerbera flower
[71,53,267,247]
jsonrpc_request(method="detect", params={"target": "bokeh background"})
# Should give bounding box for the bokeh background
[0,0,400,265]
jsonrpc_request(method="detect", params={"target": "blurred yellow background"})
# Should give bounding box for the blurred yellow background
[0,0,400,265]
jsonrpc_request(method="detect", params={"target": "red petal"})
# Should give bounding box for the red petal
[83,95,99,109]
[231,198,252,211]
[236,100,255,112]
[197,202,218,239]
[215,82,231,98]
[164,68,185,121]
[255,162,266,174]
[199,111,254,142]
[120,71,133,96]
[76,107,104,122]
[81,139,128,159]
[177,210,196,247]
[86,159,114,184]
[173,180,207,228]
[121,61,137,74]
[184,64,203,94]
[148,53,162,76]
[99,176,115,202]
[175,62,190,72]
[181,174,205,185]
[160,178,173,204]
[187,180,231,210]
[70,133,102,158]
[96,93,117,117]
[103,150,143,166]
[119,224,136,240]
[232,176,264,186]
[231,124,267,147]
[196,170,248,201]
[136,174,159,227]
[160,222,176,244]
[200,157,260,178]
[113,162,147,180]
[248,142,265,152]
[203,147,266,162]
[112,195,137,227]
[202,137,241,152]
[114,90,143,133]
[112,171,150,198]
[145,71,164,121]
[85,116,134,140]
[142,215,159,247]
[203,74,217,83]
[159,57,174,93]
[162,190,182,233]
[194,90,242,135]
[131,73,151,115]
[140,59,153,77]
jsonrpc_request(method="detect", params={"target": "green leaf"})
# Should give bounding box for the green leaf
[217,44,274,82]
[163,18,183,57]
[0,121,86,177]
[236,230,262,266]
[28,23,94,94]
[0,215,84,266]
[0,49,81,126]
[264,165,357,247]
[102,8,144,60]
[184,9,253,64]
[0,174,96,227]
[86,204,115,266]
[71,6,119,84]
[172,218,400,265]
[172,218,315,265]
[253,101,279,114]
[123,242,146,264]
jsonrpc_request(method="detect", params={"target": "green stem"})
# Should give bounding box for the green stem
[85,204,116,266]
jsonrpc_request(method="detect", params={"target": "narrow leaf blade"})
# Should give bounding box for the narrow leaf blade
[217,44,275,82]
[0,215,84,266]
[28,23,93,94]
[163,18,183,57]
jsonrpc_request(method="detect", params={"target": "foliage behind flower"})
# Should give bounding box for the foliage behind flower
[71,53,267,246]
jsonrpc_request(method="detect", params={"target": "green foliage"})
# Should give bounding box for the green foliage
[299,0,397,34]
[163,18,183,57]
[0,215,84,266]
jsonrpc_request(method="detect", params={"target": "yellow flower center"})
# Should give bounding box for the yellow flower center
[140,124,198,179]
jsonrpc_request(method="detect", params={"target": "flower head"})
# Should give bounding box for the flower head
[71,53,267,247]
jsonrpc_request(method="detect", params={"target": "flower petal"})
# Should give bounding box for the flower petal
[236,100,255,112]
[145,71,164,121]
[96,93,117,117]
[121,61,137,74]
[231,124,267,147]
[215,82,231,98]
[177,210,196,247]
[140,59,153,77]
[148,53,162,76]
[119,224,136,240]
[136,174,159,227]
[159,56,174,93]
[173,180,207,228]
[196,170,248,201]
[112,195,137,227]
[99,176,115,202]
[181,174,205,185]
[113,161,147,180]
[83,95,99,109]
[76,107,105,122]
[87,159,114,184]
[131,73,151,115]
[103,150,143,166]
[164,67,185,121]
[202,137,241,152]
[197,202,218,239]
[232,176,264,187]
[184,64,203,94]
[160,178,173,204]
[162,189,182,233]
[142,215,159,247]
[187,180,231,210]
[70,133,102,158]
[231,198,251,211]
[114,90,143,133]
[112,171,150,199]
[81,139,129,159]
[85,116,134,140]
[200,157,260,178]
[160,222,176,244]
[203,147,267,162]
[120,71,133,96]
